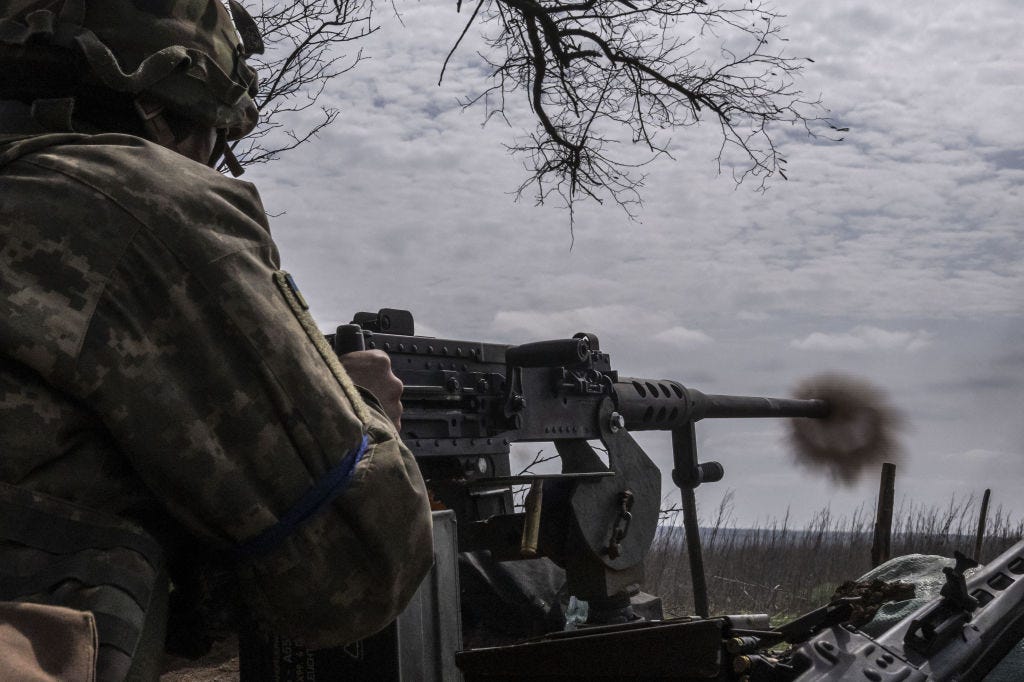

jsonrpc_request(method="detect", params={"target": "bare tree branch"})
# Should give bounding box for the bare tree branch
[228,0,379,168]
[234,0,839,215]
[458,0,838,213]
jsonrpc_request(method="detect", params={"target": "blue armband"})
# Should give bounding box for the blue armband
[232,434,369,560]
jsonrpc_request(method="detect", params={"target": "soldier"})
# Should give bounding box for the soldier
[0,1,434,679]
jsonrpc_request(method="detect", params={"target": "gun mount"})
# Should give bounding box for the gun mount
[331,309,831,616]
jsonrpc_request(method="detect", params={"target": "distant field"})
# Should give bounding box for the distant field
[645,493,1024,620]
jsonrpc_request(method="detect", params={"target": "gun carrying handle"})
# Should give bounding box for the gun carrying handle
[334,324,367,355]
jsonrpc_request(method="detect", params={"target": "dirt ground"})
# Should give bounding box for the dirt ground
[161,636,240,682]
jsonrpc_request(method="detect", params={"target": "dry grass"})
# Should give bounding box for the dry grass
[645,491,1024,620]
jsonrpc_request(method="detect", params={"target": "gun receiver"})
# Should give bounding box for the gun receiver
[331,309,830,616]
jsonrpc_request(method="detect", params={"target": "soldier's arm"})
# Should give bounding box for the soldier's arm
[43,138,433,647]
[338,349,404,429]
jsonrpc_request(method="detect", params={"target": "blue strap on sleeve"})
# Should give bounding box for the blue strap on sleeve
[232,434,369,561]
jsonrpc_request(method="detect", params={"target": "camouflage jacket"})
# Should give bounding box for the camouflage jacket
[0,132,433,648]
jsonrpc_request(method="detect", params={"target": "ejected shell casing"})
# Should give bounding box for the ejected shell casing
[519,481,543,557]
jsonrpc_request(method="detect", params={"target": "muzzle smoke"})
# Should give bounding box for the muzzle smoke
[788,373,904,486]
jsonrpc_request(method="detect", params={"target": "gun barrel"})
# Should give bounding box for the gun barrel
[615,378,829,431]
[702,394,829,420]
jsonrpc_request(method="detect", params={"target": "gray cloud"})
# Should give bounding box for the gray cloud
[251,0,1024,524]
[987,149,1024,171]
[791,326,933,352]
[653,326,715,348]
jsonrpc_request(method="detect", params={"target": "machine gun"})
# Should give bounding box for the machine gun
[751,536,1024,681]
[331,308,832,619]
[244,308,1022,681]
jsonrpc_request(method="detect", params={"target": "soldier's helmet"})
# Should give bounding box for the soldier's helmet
[0,0,262,139]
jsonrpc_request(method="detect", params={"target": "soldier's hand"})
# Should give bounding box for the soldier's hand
[339,350,404,431]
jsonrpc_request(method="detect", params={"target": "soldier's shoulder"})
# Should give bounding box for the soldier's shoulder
[2,132,251,203]
[1,133,271,262]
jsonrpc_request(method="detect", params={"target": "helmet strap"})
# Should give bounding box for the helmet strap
[220,143,245,177]
[133,96,176,148]
[208,129,226,167]
[207,129,245,177]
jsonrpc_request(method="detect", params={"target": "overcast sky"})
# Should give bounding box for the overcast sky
[246,0,1023,528]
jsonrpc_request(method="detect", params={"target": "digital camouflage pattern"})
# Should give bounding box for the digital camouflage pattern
[0,131,434,647]
[0,0,259,138]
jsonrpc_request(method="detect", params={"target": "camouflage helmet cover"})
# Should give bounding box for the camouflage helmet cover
[0,0,260,139]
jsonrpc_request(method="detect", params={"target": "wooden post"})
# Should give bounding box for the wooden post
[974,488,991,562]
[871,463,897,567]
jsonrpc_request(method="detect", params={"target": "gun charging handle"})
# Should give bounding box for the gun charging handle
[334,323,367,355]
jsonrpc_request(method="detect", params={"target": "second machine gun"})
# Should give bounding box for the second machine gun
[332,308,830,621]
